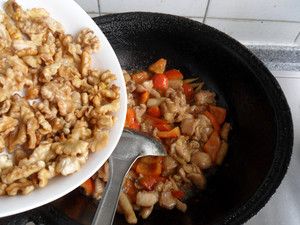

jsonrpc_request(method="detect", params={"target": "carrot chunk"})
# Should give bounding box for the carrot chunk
[147,106,161,118]
[204,131,221,163]
[139,176,160,191]
[125,108,140,130]
[135,161,162,176]
[140,91,150,104]
[209,105,227,125]
[131,71,149,84]
[157,127,180,139]
[165,69,183,80]
[171,190,185,200]
[203,111,221,133]
[80,178,95,196]
[152,73,168,91]
[148,58,167,74]
[144,115,172,131]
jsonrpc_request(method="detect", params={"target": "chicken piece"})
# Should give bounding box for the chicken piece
[135,80,153,93]
[176,199,187,212]
[221,122,231,141]
[194,115,213,143]
[93,178,105,200]
[163,156,178,176]
[216,141,229,165]
[159,191,177,210]
[194,90,216,106]
[191,151,212,170]
[133,104,146,123]
[180,118,197,136]
[187,172,206,190]
[173,136,191,163]
[136,191,159,207]
[140,206,154,219]
[119,192,137,224]
[97,161,109,182]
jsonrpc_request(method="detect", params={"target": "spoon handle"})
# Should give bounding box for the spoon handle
[91,156,133,225]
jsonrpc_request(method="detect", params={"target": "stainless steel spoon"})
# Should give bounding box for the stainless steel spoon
[91,129,166,225]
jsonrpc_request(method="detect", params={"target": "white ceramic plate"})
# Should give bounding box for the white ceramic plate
[0,0,127,218]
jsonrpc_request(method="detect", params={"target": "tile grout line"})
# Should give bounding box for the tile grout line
[97,0,101,15]
[293,32,300,44]
[87,11,100,14]
[95,12,300,25]
[202,0,211,24]
[275,76,300,79]
[206,16,300,24]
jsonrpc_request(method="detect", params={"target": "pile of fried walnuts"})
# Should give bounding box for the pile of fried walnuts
[0,0,120,196]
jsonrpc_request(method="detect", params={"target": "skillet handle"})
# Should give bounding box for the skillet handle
[91,156,133,225]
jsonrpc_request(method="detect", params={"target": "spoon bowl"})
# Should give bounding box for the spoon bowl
[92,129,166,225]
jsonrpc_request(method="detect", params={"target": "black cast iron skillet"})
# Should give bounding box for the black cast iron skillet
[1,12,293,225]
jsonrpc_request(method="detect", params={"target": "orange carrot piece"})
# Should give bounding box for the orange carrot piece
[154,123,172,131]
[147,106,161,118]
[139,176,161,191]
[157,127,180,139]
[152,73,168,91]
[131,71,150,84]
[209,105,227,125]
[130,121,141,130]
[165,69,183,80]
[125,108,135,127]
[81,178,95,196]
[140,91,150,104]
[144,115,172,131]
[171,190,185,200]
[125,108,140,130]
[135,161,162,176]
[204,131,221,163]
[144,115,167,124]
[148,58,167,74]
[203,111,221,133]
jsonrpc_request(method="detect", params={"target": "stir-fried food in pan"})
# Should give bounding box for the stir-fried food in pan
[0,0,119,196]
[82,58,231,224]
